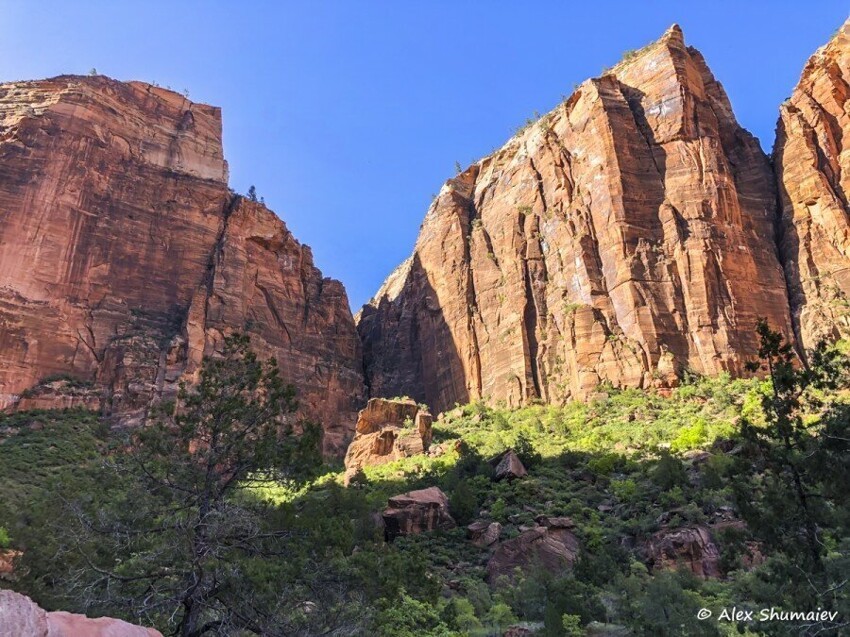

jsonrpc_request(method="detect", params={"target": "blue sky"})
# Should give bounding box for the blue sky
[2,1,847,309]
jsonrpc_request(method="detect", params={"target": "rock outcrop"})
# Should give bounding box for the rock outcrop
[0,76,364,454]
[0,590,163,637]
[382,486,456,540]
[358,25,793,414]
[344,397,433,480]
[646,525,721,579]
[492,449,528,481]
[486,516,579,585]
[775,19,850,351]
[467,520,502,547]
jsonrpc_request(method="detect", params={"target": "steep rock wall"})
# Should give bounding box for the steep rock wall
[358,26,793,413]
[775,19,850,350]
[0,76,364,454]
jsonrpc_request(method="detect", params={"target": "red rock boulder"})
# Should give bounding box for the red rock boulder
[487,520,579,585]
[344,398,433,483]
[492,450,528,481]
[0,590,162,637]
[646,525,721,579]
[382,486,456,540]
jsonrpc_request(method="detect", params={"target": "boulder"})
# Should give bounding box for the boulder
[493,450,528,481]
[467,520,502,547]
[0,590,162,637]
[382,486,456,540]
[646,525,721,579]
[486,523,579,585]
[344,398,433,483]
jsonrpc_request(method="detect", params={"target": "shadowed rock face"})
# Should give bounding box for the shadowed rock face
[775,19,850,351]
[358,25,793,414]
[382,486,456,540]
[486,517,579,585]
[0,76,364,455]
[646,525,721,579]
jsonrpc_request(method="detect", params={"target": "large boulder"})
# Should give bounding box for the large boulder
[646,525,721,579]
[467,520,502,547]
[344,398,433,483]
[492,450,528,481]
[0,590,163,637]
[486,518,579,585]
[382,486,456,540]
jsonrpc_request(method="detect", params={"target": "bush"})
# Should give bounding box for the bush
[0,526,10,549]
[449,480,478,525]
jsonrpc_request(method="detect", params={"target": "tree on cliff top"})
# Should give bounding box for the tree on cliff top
[61,334,326,636]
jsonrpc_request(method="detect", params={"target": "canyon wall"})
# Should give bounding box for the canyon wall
[775,19,850,351]
[358,25,796,413]
[3,21,850,436]
[0,76,363,454]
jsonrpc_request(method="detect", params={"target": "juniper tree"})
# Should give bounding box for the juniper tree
[61,334,323,636]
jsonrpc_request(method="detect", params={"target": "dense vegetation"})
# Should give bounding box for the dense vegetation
[1,331,848,636]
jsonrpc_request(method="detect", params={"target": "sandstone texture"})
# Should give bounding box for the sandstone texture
[382,486,456,540]
[344,397,433,479]
[0,76,364,454]
[0,589,163,637]
[486,516,579,585]
[358,25,793,413]
[775,19,850,350]
[646,525,721,579]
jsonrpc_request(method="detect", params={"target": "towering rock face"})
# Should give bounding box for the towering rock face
[775,20,850,350]
[358,26,792,413]
[185,198,365,454]
[0,76,364,454]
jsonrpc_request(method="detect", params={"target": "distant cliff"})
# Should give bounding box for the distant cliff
[3,20,850,436]
[358,22,850,413]
[0,76,364,454]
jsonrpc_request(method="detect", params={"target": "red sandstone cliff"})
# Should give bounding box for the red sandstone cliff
[358,26,794,413]
[0,75,364,454]
[775,19,850,351]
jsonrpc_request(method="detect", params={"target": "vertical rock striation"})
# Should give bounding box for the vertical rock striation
[775,19,850,350]
[358,26,792,413]
[0,76,364,454]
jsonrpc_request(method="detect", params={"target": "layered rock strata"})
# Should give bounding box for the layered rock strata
[775,19,850,350]
[343,397,433,480]
[0,76,364,454]
[358,26,793,413]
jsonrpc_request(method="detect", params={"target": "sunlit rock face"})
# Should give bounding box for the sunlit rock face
[775,19,850,351]
[358,25,792,414]
[0,75,364,454]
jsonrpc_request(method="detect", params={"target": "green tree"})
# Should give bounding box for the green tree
[449,479,478,525]
[60,334,322,636]
[738,320,848,570]
[247,185,258,202]
[733,321,850,635]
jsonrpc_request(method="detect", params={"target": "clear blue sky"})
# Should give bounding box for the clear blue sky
[2,1,847,309]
